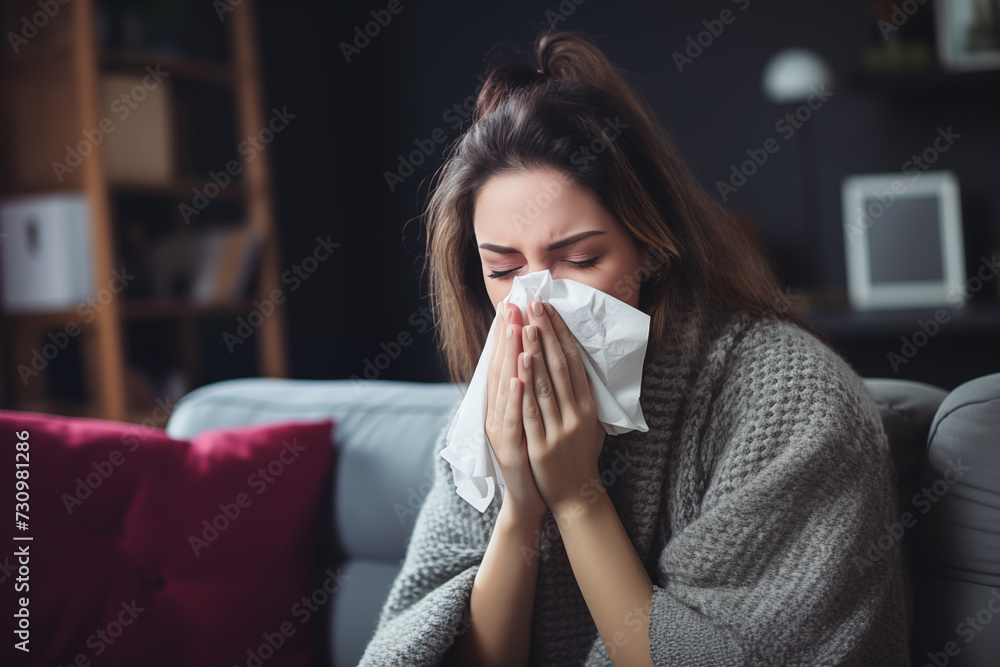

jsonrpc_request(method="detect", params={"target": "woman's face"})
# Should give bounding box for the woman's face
[473,167,649,312]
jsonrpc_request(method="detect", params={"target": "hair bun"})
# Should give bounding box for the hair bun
[473,31,650,127]
[535,31,641,110]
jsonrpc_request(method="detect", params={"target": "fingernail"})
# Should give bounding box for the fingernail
[526,324,537,342]
[510,377,518,392]
[532,300,544,317]
[506,324,513,339]
[543,303,554,317]
[522,352,530,369]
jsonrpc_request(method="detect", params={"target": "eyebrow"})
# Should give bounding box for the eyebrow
[478,230,606,254]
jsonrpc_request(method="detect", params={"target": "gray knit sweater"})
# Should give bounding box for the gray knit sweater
[358,309,911,666]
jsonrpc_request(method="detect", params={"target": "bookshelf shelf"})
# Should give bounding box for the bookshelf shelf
[2,309,88,326]
[110,177,246,201]
[14,399,102,420]
[100,50,232,87]
[12,398,170,426]
[122,299,254,319]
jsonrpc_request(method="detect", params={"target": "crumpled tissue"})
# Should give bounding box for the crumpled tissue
[438,269,651,513]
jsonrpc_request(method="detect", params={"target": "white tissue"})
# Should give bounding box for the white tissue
[438,269,651,513]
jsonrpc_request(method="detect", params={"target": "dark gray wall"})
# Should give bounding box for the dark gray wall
[253,0,1000,384]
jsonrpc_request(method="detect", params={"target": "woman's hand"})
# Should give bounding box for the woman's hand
[485,303,549,520]
[518,300,607,519]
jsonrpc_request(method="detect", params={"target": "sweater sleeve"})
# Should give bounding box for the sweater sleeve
[642,323,910,666]
[357,416,500,667]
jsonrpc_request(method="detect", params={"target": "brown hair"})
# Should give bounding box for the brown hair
[421,30,820,384]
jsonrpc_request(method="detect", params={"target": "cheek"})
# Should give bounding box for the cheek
[565,271,618,302]
[596,258,629,288]
[596,259,640,306]
[485,283,509,313]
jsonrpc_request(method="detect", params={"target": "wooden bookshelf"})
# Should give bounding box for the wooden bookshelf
[0,0,287,422]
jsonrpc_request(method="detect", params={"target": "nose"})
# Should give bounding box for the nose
[521,264,555,276]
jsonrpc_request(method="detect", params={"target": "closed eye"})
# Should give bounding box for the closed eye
[487,256,602,280]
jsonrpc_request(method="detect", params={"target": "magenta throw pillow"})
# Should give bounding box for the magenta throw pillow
[0,411,333,667]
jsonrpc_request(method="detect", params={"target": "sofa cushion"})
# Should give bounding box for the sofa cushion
[329,559,404,667]
[0,411,333,667]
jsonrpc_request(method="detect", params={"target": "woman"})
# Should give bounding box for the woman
[359,30,910,666]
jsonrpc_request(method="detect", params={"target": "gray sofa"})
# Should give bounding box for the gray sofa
[165,373,1000,667]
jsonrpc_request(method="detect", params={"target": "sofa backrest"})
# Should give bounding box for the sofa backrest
[864,378,949,594]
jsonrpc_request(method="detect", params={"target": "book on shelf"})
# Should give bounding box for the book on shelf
[148,225,259,305]
[190,226,259,305]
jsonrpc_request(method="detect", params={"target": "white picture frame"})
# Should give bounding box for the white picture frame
[841,171,966,311]
[935,0,1000,72]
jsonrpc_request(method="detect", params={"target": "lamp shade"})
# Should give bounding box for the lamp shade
[762,48,832,103]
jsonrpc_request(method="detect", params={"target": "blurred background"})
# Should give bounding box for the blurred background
[1,0,998,423]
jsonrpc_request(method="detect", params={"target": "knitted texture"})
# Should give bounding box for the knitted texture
[358,309,911,666]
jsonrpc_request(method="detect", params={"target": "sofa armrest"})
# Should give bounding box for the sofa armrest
[913,372,1000,666]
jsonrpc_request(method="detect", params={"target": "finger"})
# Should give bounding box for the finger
[492,311,510,433]
[540,301,590,406]
[522,322,561,427]
[502,376,525,464]
[486,307,505,432]
[528,299,575,412]
[489,305,503,363]
[519,350,546,446]
[506,303,525,328]
[496,308,523,432]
